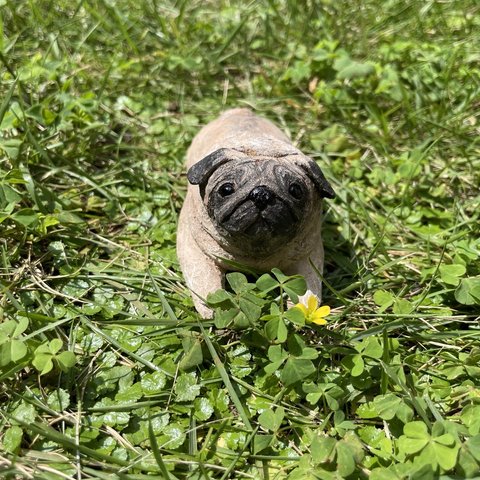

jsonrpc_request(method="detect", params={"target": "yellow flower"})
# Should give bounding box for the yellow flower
[295,295,330,325]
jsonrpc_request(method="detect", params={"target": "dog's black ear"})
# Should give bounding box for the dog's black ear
[296,158,336,199]
[187,148,233,186]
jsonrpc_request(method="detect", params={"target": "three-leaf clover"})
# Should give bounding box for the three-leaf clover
[398,421,461,472]
[32,339,76,375]
[0,317,29,366]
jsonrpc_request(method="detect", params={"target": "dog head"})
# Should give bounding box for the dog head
[187,147,335,256]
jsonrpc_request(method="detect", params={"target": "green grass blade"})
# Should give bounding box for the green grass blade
[198,322,253,432]
[148,417,177,480]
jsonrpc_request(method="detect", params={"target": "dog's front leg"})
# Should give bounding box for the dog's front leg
[177,226,224,318]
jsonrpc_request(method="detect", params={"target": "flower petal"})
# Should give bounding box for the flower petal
[307,295,318,313]
[316,305,331,317]
[311,310,328,325]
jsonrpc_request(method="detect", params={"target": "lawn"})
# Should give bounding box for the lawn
[1,1,480,478]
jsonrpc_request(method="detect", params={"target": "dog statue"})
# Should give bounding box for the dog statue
[177,108,335,317]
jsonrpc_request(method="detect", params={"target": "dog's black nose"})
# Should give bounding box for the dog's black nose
[249,186,274,210]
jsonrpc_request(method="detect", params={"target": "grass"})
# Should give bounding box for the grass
[1,0,480,478]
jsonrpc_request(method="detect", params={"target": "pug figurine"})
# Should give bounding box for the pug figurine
[177,108,335,318]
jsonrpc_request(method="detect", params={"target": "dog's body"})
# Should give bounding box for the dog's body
[177,108,335,317]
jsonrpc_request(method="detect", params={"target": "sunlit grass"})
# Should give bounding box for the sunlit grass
[1,1,479,478]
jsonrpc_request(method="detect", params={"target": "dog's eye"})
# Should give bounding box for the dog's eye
[218,183,235,197]
[289,183,303,199]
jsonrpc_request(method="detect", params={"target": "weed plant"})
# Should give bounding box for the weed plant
[1,1,480,479]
